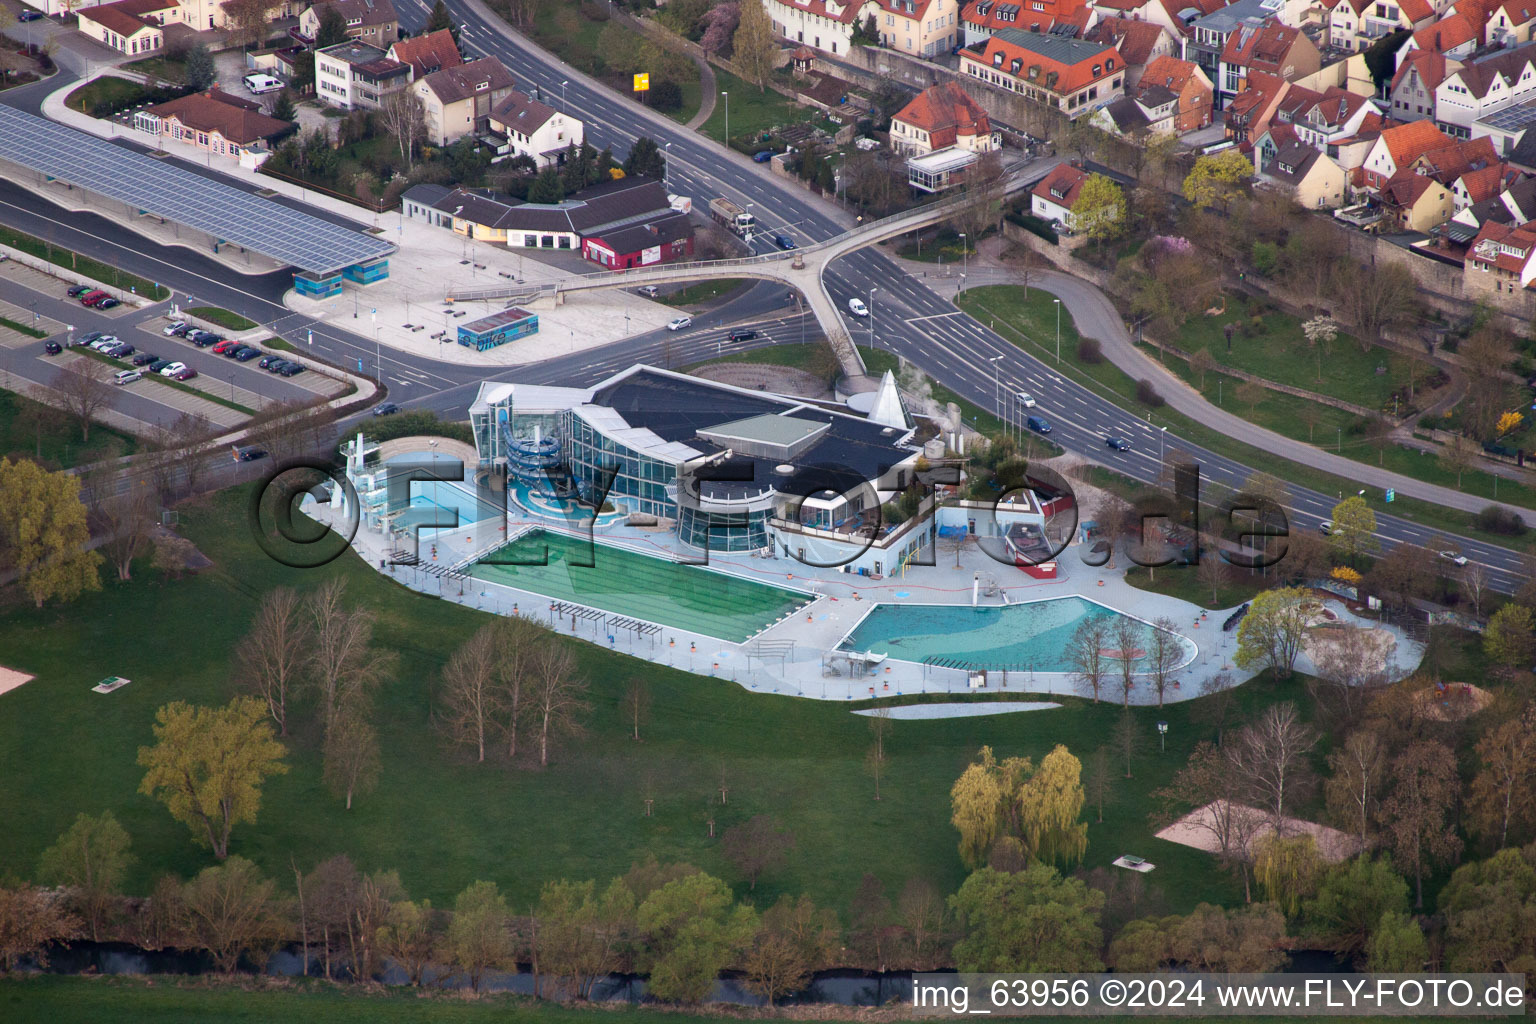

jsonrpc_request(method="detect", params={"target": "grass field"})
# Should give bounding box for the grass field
[0,485,1277,922]
[64,77,143,114]
[0,225,168,301]
[0,387,138,467]
[656,279,747,307]
[700,69,805,147]
[186,306,259,332]
[957,286,1536,550]
[0,315,47,339]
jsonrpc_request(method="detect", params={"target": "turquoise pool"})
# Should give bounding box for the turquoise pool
[397,480,504,533]
[837,598,1194,670]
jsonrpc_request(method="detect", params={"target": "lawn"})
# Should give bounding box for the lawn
[655,278,747,307]
[0,485,1262,923]
[895,228,979,264]
[958,286,1536,550]
[0,224,168,300]
[64,77,143,114]
[700,68,806,148]
[0,315,47,339]
[186,306,258,332]
[0,387,138,467]
[1123,563,1272,611]
[123,55,186,85]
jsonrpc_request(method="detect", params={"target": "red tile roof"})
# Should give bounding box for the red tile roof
[1377,119,1453,166]
[1137,55,1208,97]
[388,28,461,79]
[1301,86,1369,129]
[1412,10,1484,52]
[963,0,1089,32]
[1399,0,1435,21]
[766,0,865,25]
[891,81,992,147]
[1496,0,1536,23]
[1032,162,1090,208]
[1458,162,1517,204]
[78,0,174,38]
[1219,20,1303,74]
[1415,135,1499,180]
[1390,48,1453,94]
[1467,218,1536,275]
[1085,16,1167,67]
[1381,169,1439,208]
[148,90,291,146]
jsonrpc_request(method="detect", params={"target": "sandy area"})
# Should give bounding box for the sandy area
[1156,799,1359,862]
[1303,623,1397,675]
[1415,681,1493,721]
[0,666,34,697]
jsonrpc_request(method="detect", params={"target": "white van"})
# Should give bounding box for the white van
[243,73,284,95]
[112,369,142,385]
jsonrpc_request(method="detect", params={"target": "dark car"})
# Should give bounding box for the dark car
[132,352,159,366]
[97,297,121,309]
[1104,436,1131,451]
[1026,415,1052,435]
[234,347,260,361]
[773,233,796,250]
[44,341,61,355]
[222,345,249,358]
[233,445,268,462]
[753,150,775,163]
[192,332,220,347]
[372,402,401,417]
[727,329,758,342]
[76,331,103,347]
[172,367,198,381]
[278,362,302,376]
[105,342,135,358]
[171,323,196,337]
[19,10,43,21]
[67,284,91,298]
[266,359,291,373]
[148,359,173,374]
[258,354,281,369]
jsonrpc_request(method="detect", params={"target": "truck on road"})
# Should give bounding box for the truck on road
[708,198,755,238]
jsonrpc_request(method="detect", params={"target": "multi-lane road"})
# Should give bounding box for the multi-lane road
[1,3,1532,591]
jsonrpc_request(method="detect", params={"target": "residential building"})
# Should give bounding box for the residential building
[961,0,1092,46]
[1216,19,1321,106]
[299,0,399,47]
[1379,168,1455,229]
[888,81,998,156]
[1084,16,1175,86]
[1406,7,1484,58]
[1136,55,1214,133]
[762,0,863,55]
[1488,0,1536,44]
[960,27,1126,117]
[133,89,292,161]
[315,40,409,111]
[76,0,176,56]
[868,0,964,57]
[1186,0,1283,87]
[386,28,461,79]
[1451,160,1520,210]
[1224,69,1289,142]
[1435,42,1536,138]
[1388,48,1457,122]
[413,57,517,146]
[1360,118,1453,185]
[1287,85,1375,147]
[1465,218,1536,296]
[1087,0,1191,36]
[1259,139,1350,206]
[1028,162,1118,232]
[1473,98,1536,155]
[488,91,584,169]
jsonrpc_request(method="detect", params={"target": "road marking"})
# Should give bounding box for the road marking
[903,311,964,324]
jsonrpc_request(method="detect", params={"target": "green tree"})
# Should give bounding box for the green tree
[36,811,134,942]
[1020,745,1089,868]
[624,136,665,179]
[314,4,350,47]
[1441,846,1536,973]
[1107,915,1177,971]
[949,744,1088,870]
[535,877,635,1000]
[1366,910,1427,971]
[270,89,296,122]
[1327,495,1376,561]
[1182,149,1254,211]
[949,865,1105,971]
[1484,605,1536,673]
[1234,586,1310,680]
[447,880,511,993]
[375,899,436,987]
[1074,173,1126,242]
[180,856,285,973]
[1169,903,1288,972]
[184,42,216,90]
[637,872,758,1003]
[1253,833,1323,919]
[732,0,777,91]
[426,0,459,42]
[0,457,101,608]
[742,894,838,1006]
[136,696,288,859]
[1303,856,1410,960]
[528,167,565,203]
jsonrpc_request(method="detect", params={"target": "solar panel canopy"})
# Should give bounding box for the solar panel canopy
[0,105,395,275]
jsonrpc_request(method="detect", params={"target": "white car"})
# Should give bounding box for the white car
[1439,550,1469,566]
[159,361,187,377]
[112,369,141,385]
[163,321,186,336]
[666,316,691,331]
[243,72,283,95]
[89,336,119,351]
[1016,392,1036,408]
[1318,520,1333,536]
[847,298,869,317]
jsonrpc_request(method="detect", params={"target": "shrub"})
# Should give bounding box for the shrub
[1078,337,1103,363]
[1474,504,1527,536]
[1248,314,1267,333]
[1135,379,1165,407]
[649,78,683,112]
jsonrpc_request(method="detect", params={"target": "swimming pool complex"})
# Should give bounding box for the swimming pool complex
[838,598,1195,671]
[469,529,812,643]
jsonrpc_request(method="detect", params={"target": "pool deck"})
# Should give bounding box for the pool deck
[312,492,1424,706]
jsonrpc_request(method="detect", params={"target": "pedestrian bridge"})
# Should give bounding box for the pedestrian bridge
[446,166,1050,376]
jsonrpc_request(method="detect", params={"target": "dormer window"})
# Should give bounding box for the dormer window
[993,51,1005,66]
[1093,64,1102,76]
[1107,58,1115,70]
[476,81,489,91]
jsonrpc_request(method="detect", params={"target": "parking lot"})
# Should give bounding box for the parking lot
[0,260,349,435]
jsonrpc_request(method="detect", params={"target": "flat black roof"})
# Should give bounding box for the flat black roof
[0,105,395,275]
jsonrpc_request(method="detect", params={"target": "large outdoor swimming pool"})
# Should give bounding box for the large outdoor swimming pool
[469,529,812,643]
[838,598,1194,671]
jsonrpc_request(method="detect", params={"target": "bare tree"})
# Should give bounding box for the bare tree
[221,0,284,47]
[1155,741,1266,900]
[896,878,946,969]
[1227,703,1317,829]
[1115,709,1137,778]
[1068,616,1111,704]
[1196,544,1229,605]
[527,639,588,768]
[1087,745,1111,823]
[721,814,796,891]
[1111,615,1142,706]
[55,357,112,441]
[1194,671,1238,745]
[378,89,427,170]
[1146,617,1183,708]
[622,675,650,742]
[495,615,543,759]
[1462,560,1488,619]
[95,480,157,581]
[323,708,381,810]
[1325,728,1385,854]
[1308,626,1389,730]
[867,706,892,800]
[308,578,396,733]
[236,586,310,737]
[440,623,503,762]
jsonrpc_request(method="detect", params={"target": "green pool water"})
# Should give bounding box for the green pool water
[469,530,812,643]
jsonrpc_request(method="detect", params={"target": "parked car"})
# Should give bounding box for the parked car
[233,445,268,462]
[159,361,187,377]
[112,369,142,386]
[727,329,758,342]
[753,150,775,163]
[666,316,692,331]
[278,362,303,376]
[243,72,283,95]
[172,324,197,337]
[76,331,103,346]
[44,341,61,356]
[773,233,796,250]
[171,367,198,381]
[147,359,172,374]
[18,10,43,22]
[79,290,109,306]
[191,331,220,347]
[265,359,291,374]
[233,346,260,361]
[211,339,239,354]
[1439,550,1469,566]
[1318,520,1333,536]
[637,285,659,298]
[1026,415,1052,434]
[163,321,186,336]
[1016,392,1036,408]
[132,352,159,366]
[847,298,868,317]
[67,284,91,298]
[258,354,281,369]
[104,342,135,358]
[96,297,120,310]
[88,336,119,351]
[373,402,401,417]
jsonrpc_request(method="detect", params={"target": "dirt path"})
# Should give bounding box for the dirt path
[686,57,717,131]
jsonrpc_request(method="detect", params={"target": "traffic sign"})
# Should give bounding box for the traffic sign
[1385,488,1395,503]
[633,73,650,92]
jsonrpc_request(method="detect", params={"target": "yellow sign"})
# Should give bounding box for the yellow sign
[633,73,650,92]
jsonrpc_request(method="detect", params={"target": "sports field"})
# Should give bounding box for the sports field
[469,530,812,642]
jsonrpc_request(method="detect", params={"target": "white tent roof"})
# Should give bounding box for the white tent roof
[865,370,909,431]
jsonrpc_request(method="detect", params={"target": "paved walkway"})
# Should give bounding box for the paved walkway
[899,237,1534,518]
[686,58,717,131]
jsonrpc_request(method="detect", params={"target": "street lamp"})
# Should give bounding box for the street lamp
[560,79,568,107]
[721,90,729,145]
[868,287,878,349]
[989,354,1004,429]
[663,142,671,189]
[1053,298,1062,364]
[959,232,967,293]
[1159,425,1168,465]
[1157,720,1168,753]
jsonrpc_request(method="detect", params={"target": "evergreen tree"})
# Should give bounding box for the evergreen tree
[184,42,216,90]
[315,5,350,47]
[528,168,565,203]
[270,89,296,122]
[426,0,459,42]
[623,136,665,179]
